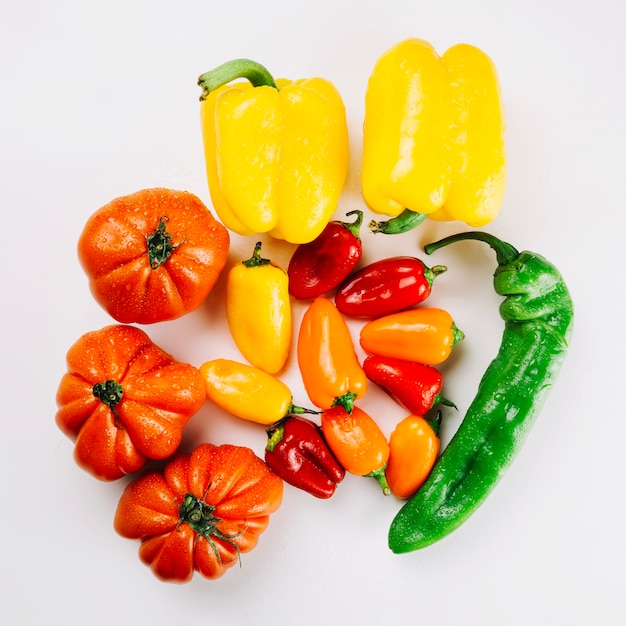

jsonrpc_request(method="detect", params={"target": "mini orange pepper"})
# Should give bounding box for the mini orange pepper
[297,297,367,413]
[385,414,441,499]
[359,307,464,365]
[321,405,390,494]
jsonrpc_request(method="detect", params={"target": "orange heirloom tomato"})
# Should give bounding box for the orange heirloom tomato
[386,414,440,499]
[55,324,206,481]
[359,307,464,365]
[297,297,367,412]
[114,443,283,583]
[78,187,229,324]
[321,405,390,494]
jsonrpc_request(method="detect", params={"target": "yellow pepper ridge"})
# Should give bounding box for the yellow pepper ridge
[362,38,506,232]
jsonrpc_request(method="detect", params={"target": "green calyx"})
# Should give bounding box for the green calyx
[265,422,285,453]
[342,210,364,239]
[92,379,123,422]
[424,264,447,287]
[424,231,520,266]
[452,323,465,346]
[369,209,427,235]
[332,391,358,414]
[198,58,277,100]
[242,241,271,268]
[146,216,185,269]
[178,492,245,566]
[366,465,391,496]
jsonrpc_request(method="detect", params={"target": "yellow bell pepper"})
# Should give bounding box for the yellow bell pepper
[198,59,349,244]
[199,359,317,425]
[362,38,506,233]
[226,241,291,374]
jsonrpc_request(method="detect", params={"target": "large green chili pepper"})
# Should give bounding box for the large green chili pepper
[388,231,574,553]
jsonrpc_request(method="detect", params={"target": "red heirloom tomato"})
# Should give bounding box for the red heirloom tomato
[55,324,206,481]
[114,443,284,583]
[78,187,229,324]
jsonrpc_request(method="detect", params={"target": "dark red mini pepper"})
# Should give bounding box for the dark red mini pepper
[264,415,346,499]
[287,210,363,300]
[363,355,454,416]
[335,256,446,318]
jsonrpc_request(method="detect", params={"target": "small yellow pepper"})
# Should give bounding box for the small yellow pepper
[226,241,291,374]
[198,59,349,244]
[199,359,316,425]
[362,38,506,233]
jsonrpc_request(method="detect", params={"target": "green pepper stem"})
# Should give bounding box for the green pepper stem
[287,404,320,416]
[366,465,391,496]
[331,391,358,414]
[425,410,443,437]
[341,210,364,240]
[452,323,465,346]
[369,209,427,235]
[424,231,520,266]
[198,58,278,100]
[242,241,271,268]
[265,423,285,453]
[424,264,447,287]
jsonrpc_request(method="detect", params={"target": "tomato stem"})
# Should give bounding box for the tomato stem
[178,492,245,567]
[92,379,123,423]
[146,216,185,269]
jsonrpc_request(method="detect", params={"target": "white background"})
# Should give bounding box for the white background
[1,1,625,624]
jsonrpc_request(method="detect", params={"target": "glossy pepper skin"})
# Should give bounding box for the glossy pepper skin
[297,297,367,413]
[265,416,345,499]
[288,210,363,300]
[362,38,506,234]
[199,359,316,425]
[321,405,390,494]
[226,242,291,374]
[335,256,446,318]
[360,307,464,366]
[388,232,574,553]
[386,413,441,499]
[198,59,349,244]
[363,356,454,416]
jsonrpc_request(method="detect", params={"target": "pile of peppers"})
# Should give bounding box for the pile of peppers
[58,37,574,586]
[195,40,573,551]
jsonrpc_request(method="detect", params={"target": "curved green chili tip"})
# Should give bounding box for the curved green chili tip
[198,58,278,100]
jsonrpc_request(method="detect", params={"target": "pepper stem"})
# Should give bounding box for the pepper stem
[369,209,427,235]
[331,391,358,414]
[265,423,285,453]
[341,210,364,240]
[242,241,271,268]
[424,264,447,287]
[424,231,520,266]
[452,323,465,346]
[287,404,320,416]
[198,59,278,100]
[366,465,391,496]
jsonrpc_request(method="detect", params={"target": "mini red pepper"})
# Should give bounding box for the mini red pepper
[363,355,454,416]
[335,256,446,318]
[265,416,345,499]
[288,210,364,299]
